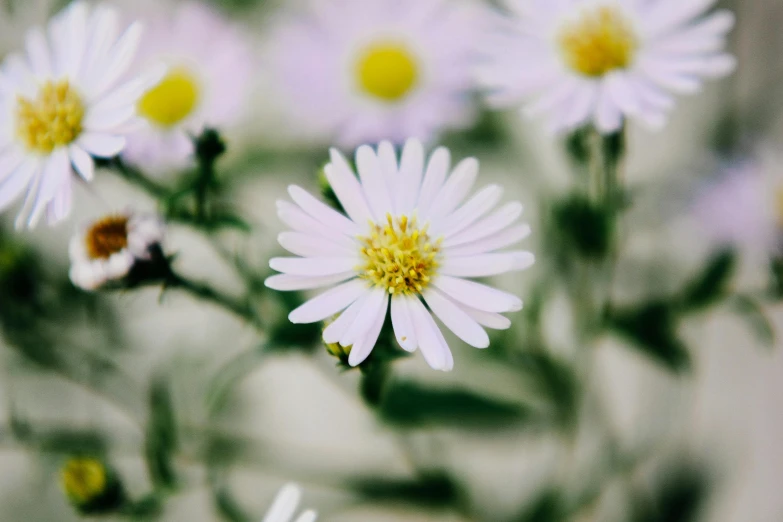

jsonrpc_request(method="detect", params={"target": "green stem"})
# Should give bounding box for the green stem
[110,158,172,200]
[166,271,261,329]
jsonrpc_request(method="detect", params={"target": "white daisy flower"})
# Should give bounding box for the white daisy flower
[266,0,484,148]
[477,0,736,134]
[0,1,163,228]
[261,483,317,522]
[69,211,164,291]
[265,139,534,371]
[123,2,253,173]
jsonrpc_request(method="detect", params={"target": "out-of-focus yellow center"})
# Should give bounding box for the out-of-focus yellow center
[356,42,419,102]
[16,80,85,154]
[61,458,107,505]
[85,215,129,260]
[359,214,440,295]
[138,68,200,128]
[558,6,638,77]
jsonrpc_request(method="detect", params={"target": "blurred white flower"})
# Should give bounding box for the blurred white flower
[266,0,484,148]
[0,1,163,228]
[261,483,317,522]
[478,0,736,134]
[265,139,533,371]
[69,211,164,291]
[123,2,253,173]
[692,156,781,255]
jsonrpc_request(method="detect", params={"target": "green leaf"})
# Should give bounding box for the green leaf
[680,249,737,311]
[379,380,531,428]
[607,302,691,372]
[347,472,458,508]
[551,194,613,260]
[630,464,709,522]
[731,295,775,347]
[145,376,178,490]
[512,489,565,522]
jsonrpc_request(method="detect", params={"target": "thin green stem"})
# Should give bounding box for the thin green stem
[110,158,172,200]
[166,271,262,329]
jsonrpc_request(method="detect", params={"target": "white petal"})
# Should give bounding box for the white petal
[348,294,388,366]
[288,280,367,324]
[445,202,524,248]
[425,158,478,222]
[433,275,522,313]
[288,185,359,237]
[409,298,451,371]
[423,288,489,349]
[445,224,531,257]
[69,145,94,181]
[390,294,417,352]
[325,149,373,225]
[440,251,535,277]
[294,510,318,522]
[27,149,69,228]
[90,21,143,98]
[83,105,135,132]
[25,28,51,77]
[269,256,358,277]
[397,138,424,215]
[77,133,126,158]
[377,141,399,209]
[435,185,503,238]
[340,286,387,347]
[278,232,354,257]
[0,160,36,213]
[323,292,369,344]
[262,484,301,522]
[455,302,512,330]
[416,147,450,217]
[46,175,73,225]
[277,200,355,245]
[264,273,355,291]
[356,145,394,221]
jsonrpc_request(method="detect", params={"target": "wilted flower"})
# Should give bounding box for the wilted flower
[69,211,164,290]
[262,483,317,522]
[266,139,533,371]
[266,0,485,147]
[123,2,253,173]
[478,0,736,133]
[60,457,123,514]
[0,1,164,228]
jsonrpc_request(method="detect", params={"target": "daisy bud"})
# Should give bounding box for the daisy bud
[60,457,124,515]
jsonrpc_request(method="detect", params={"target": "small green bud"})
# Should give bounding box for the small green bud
[61,457,124,515]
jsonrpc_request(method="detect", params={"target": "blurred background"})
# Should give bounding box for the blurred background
[0,0,782,520]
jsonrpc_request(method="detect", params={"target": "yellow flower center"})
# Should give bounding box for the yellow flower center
[16,80,85,154]
[359,214,440,295]
[138,67,200,128]
[356,42,419,102]
[558,5,638,77]
[61,458,107,505]
[85,215,129,260]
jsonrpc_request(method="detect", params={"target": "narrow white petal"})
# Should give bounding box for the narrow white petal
[323,292,369,344]
[288,185,359,236]
[397,138,424,214]
[445,202,524,247]
[356,145,394,221]
[416,147,450,217]
[377,141,398,210]
[294,510,318,522]
[288,280,367,324]
[69,145,94,181]
[91,21,143,98]
[0,160,36,213]
[348,294,388,366]
[433,275,522,313]
[445,224,531,257]
[277,201,355,245]
[264,272,355,291]
[435,185,503,238]
[83,105,135,132]
[391,294,417,352]
[77,133,126,158]
[440,251,535,277]
[340,286,387,347]
[46,176,73,225]
[278,232,354,257]
[455,302,512,330]
[424,288,489,348]
[425,158,478,221]
[25,28,51,76]
[262,484,301,522]
[409,298,451,371]
[269,257,358,277]
[326,149,373,224]
[27,149,69,228]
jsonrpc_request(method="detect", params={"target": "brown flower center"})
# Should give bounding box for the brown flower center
[85,216,129,260]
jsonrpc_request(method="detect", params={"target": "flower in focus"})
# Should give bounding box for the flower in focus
[124,2,253,173]
[478,0,736,134]
[265,139,534,371]
[692,157,781,256]
[0,1,163,228]
[60,457,123,514]
[69,211,164,291]
[266,0,484,147]
[262,483,317,522]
